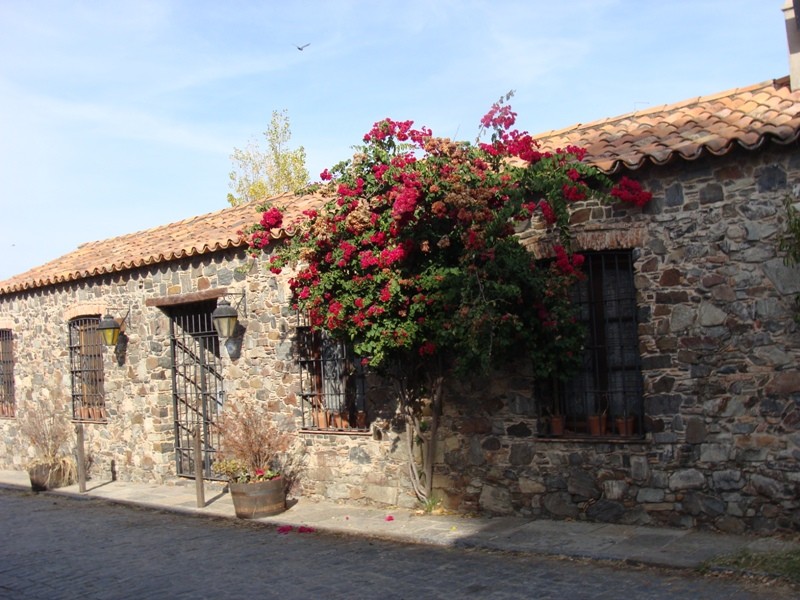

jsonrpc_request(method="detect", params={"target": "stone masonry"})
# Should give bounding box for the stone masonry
[0,143,798,533]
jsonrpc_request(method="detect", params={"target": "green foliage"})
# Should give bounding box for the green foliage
[228,109,309,206]
[252,103,649,384]
[703,548,800,585]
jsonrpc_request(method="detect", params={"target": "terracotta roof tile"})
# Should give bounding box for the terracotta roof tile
[534,76,800,173]
[0,192,320,294]
[2,76,799,295]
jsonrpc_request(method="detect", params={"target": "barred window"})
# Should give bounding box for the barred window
[540,251,643,438]
[68,317,106,421]
[296,317,368,432]
[0,329,14,417]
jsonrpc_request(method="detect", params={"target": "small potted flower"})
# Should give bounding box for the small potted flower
[212,402,290,519]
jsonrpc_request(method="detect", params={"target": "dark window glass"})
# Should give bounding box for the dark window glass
[540,251,643,438]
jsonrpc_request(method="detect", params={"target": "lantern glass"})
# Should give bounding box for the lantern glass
[97,314,121,346]
[212,299,239,338]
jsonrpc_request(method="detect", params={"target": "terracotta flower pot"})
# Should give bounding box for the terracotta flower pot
[616,416,635,436]
[588,415,607,436]
[550,416,565,436]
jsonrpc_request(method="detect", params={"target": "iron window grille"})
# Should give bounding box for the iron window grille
[68,317,106,421]
[0,329,14,417]
[539,250,644,438]
[167,301,224,480]
[296,313,368,432]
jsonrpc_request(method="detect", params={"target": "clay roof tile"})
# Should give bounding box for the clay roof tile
[534,77,800,174]
[2,77,799,295]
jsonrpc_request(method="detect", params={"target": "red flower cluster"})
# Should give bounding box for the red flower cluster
[562,184,586,202]
[480,103,517,131]
[260,207,283,230]
[553,245,585,276]
[249,98,650,380]
[610,176,652,207]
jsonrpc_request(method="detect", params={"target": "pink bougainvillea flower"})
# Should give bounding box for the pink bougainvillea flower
[277,525,294,534]
[298,526,316,533]
[385,515,394,522]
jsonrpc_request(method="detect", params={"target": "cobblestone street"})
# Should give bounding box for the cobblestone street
[0,488,794,599]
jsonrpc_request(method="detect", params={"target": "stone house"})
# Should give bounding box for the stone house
[2,66,800,532]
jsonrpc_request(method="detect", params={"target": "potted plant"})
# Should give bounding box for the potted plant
[541,407,564,436]
[19,398,77,492]
[587,409,608,436]
[615,414,636,436]
[213,402,292,519]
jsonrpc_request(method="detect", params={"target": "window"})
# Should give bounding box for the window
[0,329,14,417]
[540,251,643,437]
[296,316,367,432]
[68,317,106,421]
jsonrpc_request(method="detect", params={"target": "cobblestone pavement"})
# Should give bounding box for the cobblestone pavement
[0,489,795,600]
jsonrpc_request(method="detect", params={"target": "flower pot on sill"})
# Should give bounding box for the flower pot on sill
[616,416,635,437]
[314,410,328,429]
[356,411,367,429]
[550,415,565,436]
[229,478,286,519]
[329,411,346,429]
[588,414,607,436]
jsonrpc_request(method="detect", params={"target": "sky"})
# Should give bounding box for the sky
[0,0,791,281]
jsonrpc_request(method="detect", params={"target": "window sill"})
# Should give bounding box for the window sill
[300,428,372,437]
[535,434,649,444]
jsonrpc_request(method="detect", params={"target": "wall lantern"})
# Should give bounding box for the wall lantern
[97,314,123,346]
[212,293,245,339]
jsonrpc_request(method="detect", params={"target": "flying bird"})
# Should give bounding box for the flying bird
[295,43,310,51]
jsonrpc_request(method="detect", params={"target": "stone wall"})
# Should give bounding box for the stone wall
[0,246,414,503]
[430,144,800,533]
[1,142,798,532]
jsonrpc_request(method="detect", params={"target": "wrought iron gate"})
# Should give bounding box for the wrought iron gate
[168,301,224,479]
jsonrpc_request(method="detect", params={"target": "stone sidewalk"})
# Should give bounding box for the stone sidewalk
[1,469,796,572]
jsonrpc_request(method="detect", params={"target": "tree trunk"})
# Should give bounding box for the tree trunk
[398,373,443,503]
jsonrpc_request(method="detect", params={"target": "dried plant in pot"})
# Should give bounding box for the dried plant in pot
[212,402,302,519]
[19,398,77,492]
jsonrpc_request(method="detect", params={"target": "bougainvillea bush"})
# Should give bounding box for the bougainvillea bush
[248,96,651,501]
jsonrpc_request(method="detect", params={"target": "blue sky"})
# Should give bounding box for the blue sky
[0,0,790,281]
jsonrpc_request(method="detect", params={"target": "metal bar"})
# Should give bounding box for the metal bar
[194,425,205,507]
[75,423,86,493]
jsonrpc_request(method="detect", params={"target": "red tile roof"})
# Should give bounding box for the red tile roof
[0,193,319,294]
[2,76,799,295]
[533,76,800,174]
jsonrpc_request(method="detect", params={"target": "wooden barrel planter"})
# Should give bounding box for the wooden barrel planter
[28,462,74,492]
[229,478,286,519]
